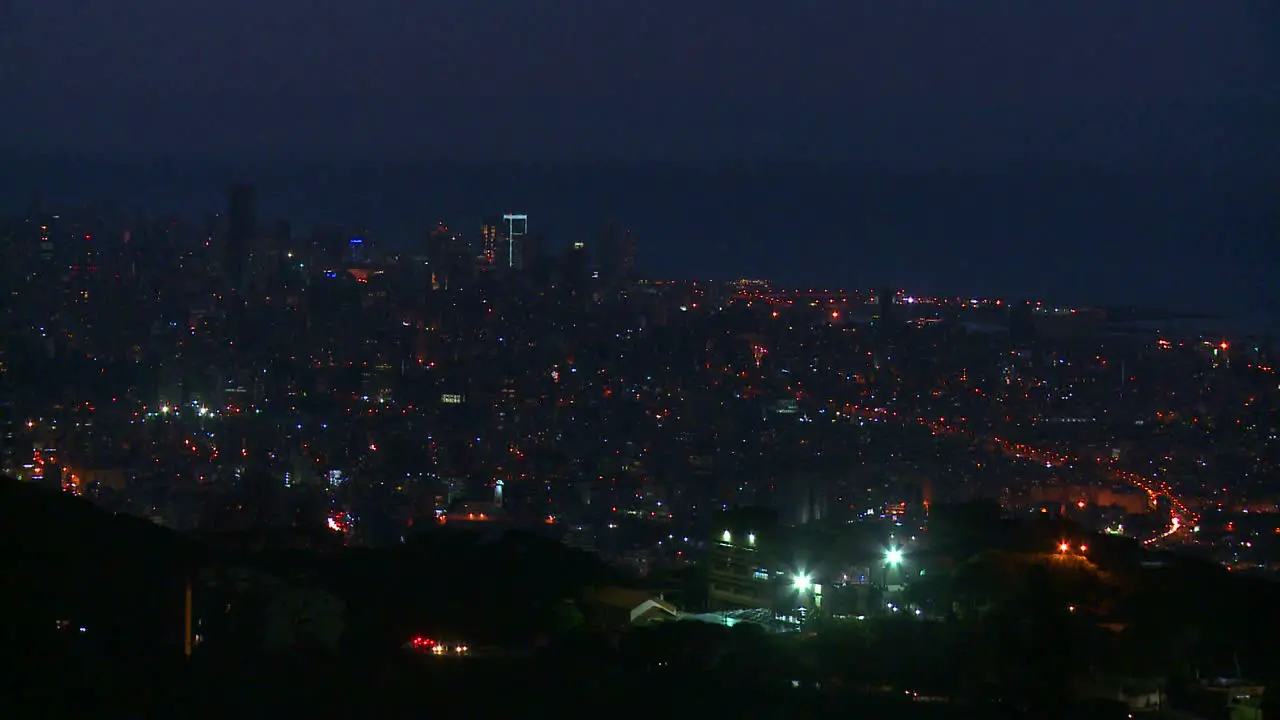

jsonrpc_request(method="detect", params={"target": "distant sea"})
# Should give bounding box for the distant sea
[2,152,1275,329]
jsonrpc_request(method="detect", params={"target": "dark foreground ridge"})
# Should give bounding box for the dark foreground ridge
[4,477,1279,718]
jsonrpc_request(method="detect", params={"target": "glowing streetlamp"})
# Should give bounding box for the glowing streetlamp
[792,572,812,593]
[885,548,904,566]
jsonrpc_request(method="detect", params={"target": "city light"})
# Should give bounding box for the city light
[885,548,903,566]
[792,573,812,592]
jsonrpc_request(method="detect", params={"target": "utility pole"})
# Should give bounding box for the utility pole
[184,578,193,658]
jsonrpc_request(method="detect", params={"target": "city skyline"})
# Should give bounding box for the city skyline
[4,3,1279,715]
[6,165,1277,323]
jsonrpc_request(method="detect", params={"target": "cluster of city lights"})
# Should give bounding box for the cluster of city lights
[842,403,1197,544]
[792,548,903,592]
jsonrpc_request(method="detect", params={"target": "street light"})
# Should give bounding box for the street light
[792,573,812,593]
[885,548,903,566]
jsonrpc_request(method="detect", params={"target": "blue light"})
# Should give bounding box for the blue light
[349,238,364,244]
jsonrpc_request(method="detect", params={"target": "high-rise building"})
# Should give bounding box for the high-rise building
[619,229,636,278]
[561,241,591,301]
[480,218,499,268]
[500,213,527,271]
[599,222,637,289]
[226,184,256,293]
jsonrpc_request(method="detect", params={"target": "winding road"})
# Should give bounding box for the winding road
[842,404,1196,545]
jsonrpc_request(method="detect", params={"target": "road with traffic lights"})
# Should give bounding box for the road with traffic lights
[842,404,1197,545]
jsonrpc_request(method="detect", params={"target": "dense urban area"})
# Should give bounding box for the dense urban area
[3,189,1278,718]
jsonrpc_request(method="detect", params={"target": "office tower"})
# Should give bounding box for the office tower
[501,213,527,271]
[599,222,637,289]
[562,241,590,301]
[348,237,368,264]
[424,223,472,290]
[599,222,619,284]
[226,184,256,293]
[480,218,499,268]
[619,229,636,278]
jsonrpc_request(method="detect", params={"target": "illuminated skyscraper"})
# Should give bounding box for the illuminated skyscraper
[480,218,499,267]
[501,213,528,271]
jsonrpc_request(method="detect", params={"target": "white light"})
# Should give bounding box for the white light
[747,532,756,545]
[886,549,903,565]
[792,573,812,592]
[721,530,731,543]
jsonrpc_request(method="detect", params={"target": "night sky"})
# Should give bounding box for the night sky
[3,2,1277,317]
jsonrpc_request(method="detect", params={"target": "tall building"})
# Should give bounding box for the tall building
[226,185,256,293]
[424,223,471,290]
[619,229,636,278]
[598,222,637,286]
[480,218,499,268]
[561,241,591,301]
[499,213,528,271]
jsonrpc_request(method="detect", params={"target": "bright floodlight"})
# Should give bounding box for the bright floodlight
[792,573,812,592]
[885,549,903,566]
